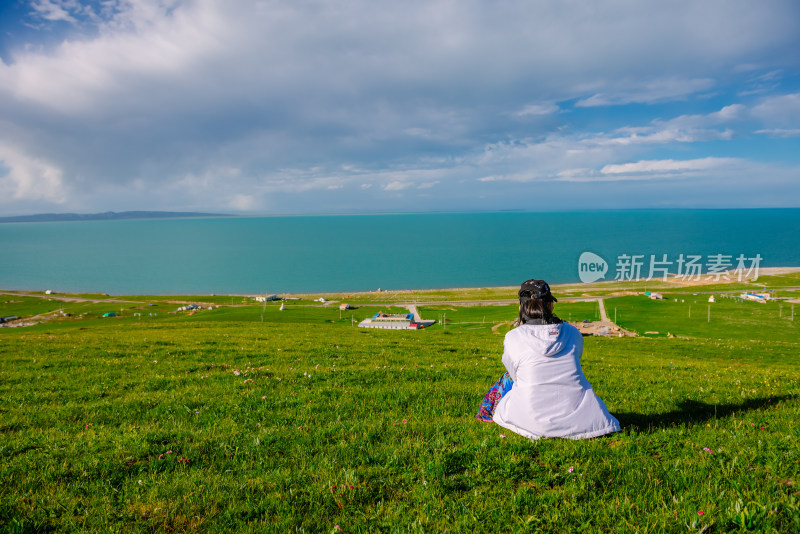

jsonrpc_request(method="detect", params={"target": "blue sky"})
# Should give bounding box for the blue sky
[0,0,799,215]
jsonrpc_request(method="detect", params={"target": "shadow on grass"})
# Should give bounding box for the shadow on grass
[614,395,797,431]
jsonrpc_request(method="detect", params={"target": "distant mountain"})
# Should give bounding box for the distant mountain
[0,211,229,223]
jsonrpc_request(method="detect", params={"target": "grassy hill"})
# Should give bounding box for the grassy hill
[1,278,798,532]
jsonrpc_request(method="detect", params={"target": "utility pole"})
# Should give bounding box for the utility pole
[689,304,691,319]
[707,305,710,323]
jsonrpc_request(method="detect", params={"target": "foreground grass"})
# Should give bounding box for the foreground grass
[1,293,799,532]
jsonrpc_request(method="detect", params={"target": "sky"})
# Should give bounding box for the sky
[0,0,799,216]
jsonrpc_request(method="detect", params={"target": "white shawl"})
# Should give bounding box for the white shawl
[493,322,620,440]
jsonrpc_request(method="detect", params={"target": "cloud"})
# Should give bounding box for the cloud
[600,157,737,175]
[0,0,799,214]
[30,0,77,23]
[384,181,415,191]
[575,77,715,107]
[513,103,559,117]
[0,144,67,204]
[751,92,800,125]
[228,193,258,211]
[755,128,800,138]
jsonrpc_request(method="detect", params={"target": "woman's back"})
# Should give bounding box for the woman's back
[492,322,620,439]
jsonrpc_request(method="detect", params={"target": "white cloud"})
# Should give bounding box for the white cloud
[0,1,798,213]
[228,193,258,211]
[513,103,559,117]
[384,181,414,191]
[751,93,800,125]
[30,0,79,23]
[575,77,715,107]
[755,128,800,138]
[0,145,68,203]
[600,157,737,175]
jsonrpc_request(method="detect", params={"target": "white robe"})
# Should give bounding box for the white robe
[493,322,620,440]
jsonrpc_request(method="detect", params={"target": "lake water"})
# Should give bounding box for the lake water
[1,209,798,295]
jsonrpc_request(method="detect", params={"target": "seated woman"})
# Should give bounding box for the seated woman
[476,279,620,440]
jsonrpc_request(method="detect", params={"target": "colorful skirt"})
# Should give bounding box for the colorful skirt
[475,371,514,422]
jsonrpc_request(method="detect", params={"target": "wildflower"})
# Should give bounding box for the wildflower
[760,426,765,430]
[262,395,267,399]
[697,510,705,515]
[334,526,342,532]
[402,419,407,424]
[233,370,241,376]
[500,434,505,439]
[568,466,574,473]
[166,450,172,454]
[153,360,158,363]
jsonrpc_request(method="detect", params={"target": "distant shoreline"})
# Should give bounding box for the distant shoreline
[2,267,797,300]
[0,211,229,223]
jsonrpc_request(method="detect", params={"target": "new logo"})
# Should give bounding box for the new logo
[578,252,608,283]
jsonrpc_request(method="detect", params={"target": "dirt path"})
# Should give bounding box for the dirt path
[597,297,609,321]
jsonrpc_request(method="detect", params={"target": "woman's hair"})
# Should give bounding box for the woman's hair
[517,279,561,325]
[519,297,556,324]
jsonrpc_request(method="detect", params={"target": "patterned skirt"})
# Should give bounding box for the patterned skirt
[475,371,514,422]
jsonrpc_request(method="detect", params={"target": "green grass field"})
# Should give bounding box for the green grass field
[1,279,799,532]
[609,294,800,343]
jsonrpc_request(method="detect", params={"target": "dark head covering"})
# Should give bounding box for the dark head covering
[518,279,558,303]
[518,279,561,325]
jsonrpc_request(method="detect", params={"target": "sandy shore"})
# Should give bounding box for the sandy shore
[2,267,799,301]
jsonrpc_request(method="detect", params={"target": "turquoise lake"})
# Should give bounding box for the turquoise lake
[1,210,798,294]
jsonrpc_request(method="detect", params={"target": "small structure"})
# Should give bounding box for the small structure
[708,295,716,303]
[103,312,116,317]
[45,290,53,295]
[279,302,286,311]
[741,292,768,303]
[339,303,350,311]
[359,312,424,330]
[255,295,280,302]
[317,297,327,303]
[647,292,664,300]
